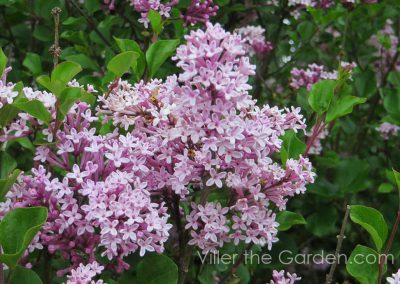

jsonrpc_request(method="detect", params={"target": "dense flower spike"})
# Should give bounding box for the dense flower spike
[0,67,18,110]
[0,23,314,277]
[269,270,301,284]
[128,0,178,27]
[235,25,273,56]
[290,62,356,90]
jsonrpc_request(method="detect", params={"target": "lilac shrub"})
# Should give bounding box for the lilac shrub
[0,23,314,281]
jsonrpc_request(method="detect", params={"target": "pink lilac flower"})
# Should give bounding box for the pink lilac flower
[129,0,179,28]
[182,0,219,25]
[388,269,400,284]
[1,23,314,273]
[99,23,314,253]
[369,20,400,84]
[290,62,356,90]
[65,261,105,284]
[269,270,301,284]
[235,25,273,56]
[0,67,18,110]
[377,122,400,140]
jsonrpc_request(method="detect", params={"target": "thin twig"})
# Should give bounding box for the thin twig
[325,205,351,284]
[378,210,400,284]
[50,7,62,141]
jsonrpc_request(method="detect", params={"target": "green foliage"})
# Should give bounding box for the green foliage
[346,245,384,284]
[308,80,336,114]
[0,47,7,77]
[9,265,43,284]
[350,205,388,252]
[276,211,306,231]
[148,10,163,35]
[136,254,178,284]
[0,207,48,268]
[280,130,306,163]
[51,61,82,84]
[22,53,42,76]
[107,51,139,78]
[13,99,52,125]
[114,37,146,80]
[146,39,180,78]
[0,169,20,201]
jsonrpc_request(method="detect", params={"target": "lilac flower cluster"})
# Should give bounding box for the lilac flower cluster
[115,0,218,27]
[377,122,400,140]
[306,125,328,155]
[235,25,273,56]
[290,62,356,91]
[0,23,314,275]
[369,20,400,83]
[269,270,301,284]
[100,23,315,253]
[181,0,219,25]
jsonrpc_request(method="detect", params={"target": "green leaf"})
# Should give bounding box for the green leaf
[0,47,7,77]
[280,130,306,163]
[378,182,394,193]
[146,39,179,78]
[13,99,51,125]
[136,254,178,284]
[0,104,19,128]
[148,10,162,34]
[107,51,139,78]
[297,21,315,41]
[276,211,306,231]
[0,169,20,202]
[9,265,42,284]
[22,53,42,76]
[0,207,48,268]
[51,61,82,84]
[308,80,336,114]
[326,96,367,122]
[350,205,388,252]
[346,245,384,284]
[114,37,145,80]
[394,169,400,190]
[65,54,98,71]
[0,152,17,179]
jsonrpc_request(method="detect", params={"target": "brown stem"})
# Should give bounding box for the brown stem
[325,205,351,284]
[304,116,325,157]
[50,7,62,141]
[378,210,400,284]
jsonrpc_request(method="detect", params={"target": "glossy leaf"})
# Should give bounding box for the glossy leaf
[146,39,179,78]
[0,207,48,268]
[326,96,367,122]
[350,205,388,252]
[148,10,162,34]
[280,130,306,163]
[346,245,384,284]
[107,51,139,78]
[0,169,20,202]
[114,37,145,79]
[51,61,82,84]
[0,47,6,77]
[9,265,42,284]
[276,211,306,231]
[136,254,178,284]
[308,79,336,114]
[13,99,51,125]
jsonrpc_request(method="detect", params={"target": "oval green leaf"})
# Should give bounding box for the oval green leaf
[350,205,388,252]
[0,207,48,268]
